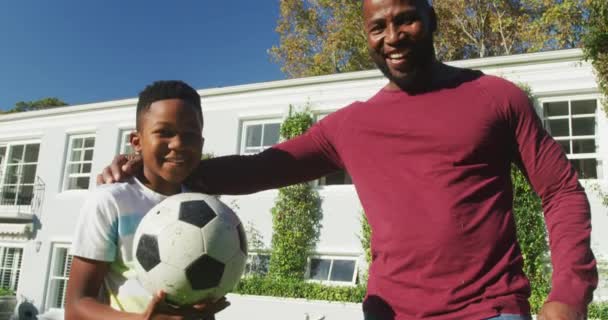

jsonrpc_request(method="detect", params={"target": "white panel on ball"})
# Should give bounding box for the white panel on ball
[158,221,205,268]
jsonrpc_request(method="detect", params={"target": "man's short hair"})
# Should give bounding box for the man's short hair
[136,80,203,130]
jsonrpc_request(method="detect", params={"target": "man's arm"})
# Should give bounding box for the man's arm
[503,82,597,317]
[100,122,343,194]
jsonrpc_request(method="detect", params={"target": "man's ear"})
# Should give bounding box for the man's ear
[129,131,142,154]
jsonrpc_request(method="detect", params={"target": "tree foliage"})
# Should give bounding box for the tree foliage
[270,0,374,78]
[582,0,608,115]
[268,108,322,280]
[2,97,68,114]
[271,0,592,77]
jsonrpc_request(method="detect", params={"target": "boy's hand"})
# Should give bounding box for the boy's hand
[97,153,142,184]
[142,291,230,320]
[537,301,583,320]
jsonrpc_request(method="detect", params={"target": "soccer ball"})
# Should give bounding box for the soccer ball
[132,193,248,306]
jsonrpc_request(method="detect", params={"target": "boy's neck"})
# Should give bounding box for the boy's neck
[136,170,181,196]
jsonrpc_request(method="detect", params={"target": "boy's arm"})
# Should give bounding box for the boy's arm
[502,82,597,316]
[65,256,145,320]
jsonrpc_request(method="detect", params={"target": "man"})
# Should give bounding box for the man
[100,0,597,319]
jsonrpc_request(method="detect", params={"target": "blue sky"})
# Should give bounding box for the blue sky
[0,1,285,111]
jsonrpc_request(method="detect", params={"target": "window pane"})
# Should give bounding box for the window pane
[82,163,92,174]
[122,144,134,155]
[571,100,597,115]
[321,170,352,186]
[23,144,40,163]
[84,137,95,148]
[68,164,81,175]
[544,101,568,117]
[7,145,24,164]
[262,123,280,146]
[16,186,33,205]
[0,147,6,166]
[73,138,83,149]
[572,118,595,136]
[69,177,90,190]
[571,159,597,179]
[21,164,36,184]
[572,139,596,154]
[3,166,19,185]
[245,125,262,148]
[557,140,571,154]
[70,150,82,161]
[545,119,569,137]
[0,186,16,205]
[329,259,356,282]
[309,258,330,280]
[84,150,94,161]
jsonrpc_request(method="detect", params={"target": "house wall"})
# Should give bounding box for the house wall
[0,49,605,317]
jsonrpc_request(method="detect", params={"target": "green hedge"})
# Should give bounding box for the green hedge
[0,288,14,296]
[233,277,608,317]
[234,276,366,303]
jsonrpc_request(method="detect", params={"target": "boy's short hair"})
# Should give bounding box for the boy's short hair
[136,80,203,130]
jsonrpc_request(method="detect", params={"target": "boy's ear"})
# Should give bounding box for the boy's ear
[129,131,142,154]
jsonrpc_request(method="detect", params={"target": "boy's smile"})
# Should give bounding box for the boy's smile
[131,98,204,195]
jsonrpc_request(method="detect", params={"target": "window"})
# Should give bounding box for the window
[63,135,95,190]
[240,120,281,154]
[0,246,23,291]
[0,142,40,206]
[543,99,599,179]
[244,252,270,277]
[119,130,134,155]
[307,256,358,285]
[46,245,73,309]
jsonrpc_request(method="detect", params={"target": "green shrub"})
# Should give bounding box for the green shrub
[0,287,14,296]
[511,166,551,312]
[268,107,322,280]
[589,301,608,319]
[234,276,366,303]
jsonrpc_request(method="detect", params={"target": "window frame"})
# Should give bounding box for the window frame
[0,140,41,207]
[118,129,135,155]
[62,134,96,191]
[45,243,73,311]
[0,243,25,292]
[305,254,359,286]
[239,119,282,155]
[540,96,601,180]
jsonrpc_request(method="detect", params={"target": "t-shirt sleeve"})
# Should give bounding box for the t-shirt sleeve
[499,79,597,313]
[70,189,119,262]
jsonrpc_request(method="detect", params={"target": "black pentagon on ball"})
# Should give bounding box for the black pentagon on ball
[136,234,161,272]
[186,254,225,290]
[178,200,216,228]
[236,223,248,255]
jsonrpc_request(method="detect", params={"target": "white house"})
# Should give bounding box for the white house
[0,48,606,319]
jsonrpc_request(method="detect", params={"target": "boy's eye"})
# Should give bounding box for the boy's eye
[156,129,175,137]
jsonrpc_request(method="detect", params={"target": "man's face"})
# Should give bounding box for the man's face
[363,0,436,90]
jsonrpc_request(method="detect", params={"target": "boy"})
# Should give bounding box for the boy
[66,81,227,320]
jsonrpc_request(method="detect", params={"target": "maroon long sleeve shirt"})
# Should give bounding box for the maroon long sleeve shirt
[198,72,597,319]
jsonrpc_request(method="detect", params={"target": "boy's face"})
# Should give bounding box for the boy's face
[131,99,203,191]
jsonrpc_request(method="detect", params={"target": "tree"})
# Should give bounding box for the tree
[269,0,374,78]
[582,0,608,116]
[271,0,592,76]
[268,107,323,280]
[3,97,68,114]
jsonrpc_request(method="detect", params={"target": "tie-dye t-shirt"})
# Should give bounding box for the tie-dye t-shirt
[71,177,177,312]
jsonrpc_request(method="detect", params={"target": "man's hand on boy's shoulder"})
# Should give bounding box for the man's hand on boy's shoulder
[143,291,229,320]
[97,153,142,185]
